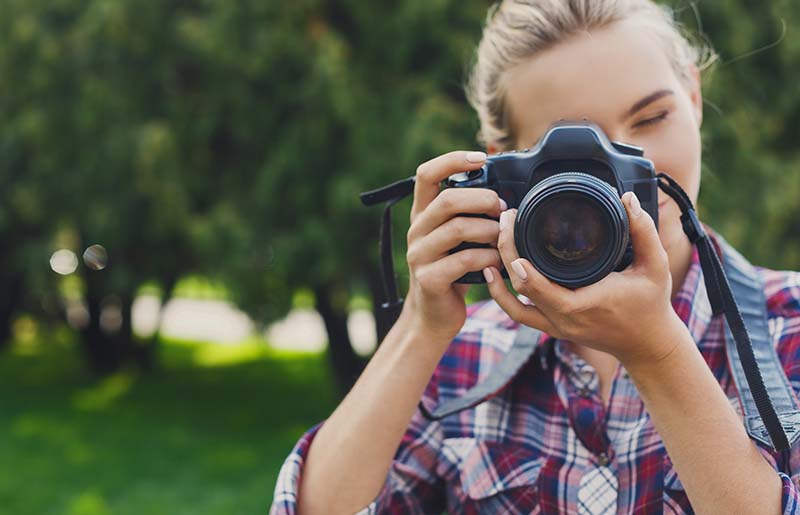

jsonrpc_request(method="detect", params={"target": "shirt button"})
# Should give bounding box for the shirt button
[597,452,610,466]
[579,386,592,398]
[622,371,630,380]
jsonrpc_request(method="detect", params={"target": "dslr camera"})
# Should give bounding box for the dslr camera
[445,121,659,288]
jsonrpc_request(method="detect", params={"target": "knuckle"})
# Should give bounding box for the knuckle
[497,235,512,252]
[557,298,578,316]
[406,222,420,246]
[416,267,449,296]
[450,217,468,241]
[406,245,420,267]
[437,188,457,211]
[456,250,476,271]
[415,163,430,181]
[509,277,526,294]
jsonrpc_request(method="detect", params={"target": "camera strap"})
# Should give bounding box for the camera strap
[359,173,800,451]
[360,176,415,340]
[656,173,800,451]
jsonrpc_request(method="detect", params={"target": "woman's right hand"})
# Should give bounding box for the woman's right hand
[402,150,507,343]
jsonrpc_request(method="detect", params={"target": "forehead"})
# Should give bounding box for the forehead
[504,19,679,145]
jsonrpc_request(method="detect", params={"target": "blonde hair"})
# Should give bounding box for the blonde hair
[465,0,717,150]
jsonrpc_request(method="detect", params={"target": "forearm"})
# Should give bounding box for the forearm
[624,316,782,515]
[297,308,450,515]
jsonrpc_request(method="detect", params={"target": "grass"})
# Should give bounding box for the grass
[0,329,338,515]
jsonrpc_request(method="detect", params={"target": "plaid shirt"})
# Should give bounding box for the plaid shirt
[271,238,800,514]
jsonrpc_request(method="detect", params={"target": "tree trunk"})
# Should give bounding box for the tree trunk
[0,271,23,350]
[115,292,141,369]
[140,274,179,373]
[81,298,120,375]
[79,270,121,375]
[314,282,364,395]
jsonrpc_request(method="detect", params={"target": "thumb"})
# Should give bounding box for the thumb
[622,191,665,272]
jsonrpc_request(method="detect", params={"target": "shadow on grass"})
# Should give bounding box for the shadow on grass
[0,331,338,515]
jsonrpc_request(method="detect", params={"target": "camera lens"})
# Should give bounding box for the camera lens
[515,173,629,288]
[533,193,609,269]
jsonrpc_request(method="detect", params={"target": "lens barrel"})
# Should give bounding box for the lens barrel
[515,172,629,288]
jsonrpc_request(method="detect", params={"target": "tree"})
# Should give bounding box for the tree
[1,0,797,393]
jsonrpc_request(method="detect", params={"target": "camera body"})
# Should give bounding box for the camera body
[445,121,659,288]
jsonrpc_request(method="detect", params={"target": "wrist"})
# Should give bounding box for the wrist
[392,301,457,352]
[618,312,693,375]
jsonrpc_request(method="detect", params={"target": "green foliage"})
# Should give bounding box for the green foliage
[0,0,797,347]
[687,0,800,268]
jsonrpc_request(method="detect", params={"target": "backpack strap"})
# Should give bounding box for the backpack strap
[718,235,800,449]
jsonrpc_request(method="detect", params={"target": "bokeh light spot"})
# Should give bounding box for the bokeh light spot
[50,249,78,275]
[83,244,108,271]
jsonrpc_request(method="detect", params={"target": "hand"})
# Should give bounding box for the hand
[483,191,684,366]
[401,150,506,343]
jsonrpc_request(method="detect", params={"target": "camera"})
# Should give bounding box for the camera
[445,121,659,288]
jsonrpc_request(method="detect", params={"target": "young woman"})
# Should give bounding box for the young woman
[272,1,800,513]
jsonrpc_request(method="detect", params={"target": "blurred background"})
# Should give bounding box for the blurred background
[1,0,798,513]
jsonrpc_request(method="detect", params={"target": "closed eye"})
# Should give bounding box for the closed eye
[633,111,669,129]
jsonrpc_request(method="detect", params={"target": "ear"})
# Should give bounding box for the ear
[685,64,703,127]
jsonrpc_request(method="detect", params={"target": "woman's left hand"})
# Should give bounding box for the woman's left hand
[483,191,686,367]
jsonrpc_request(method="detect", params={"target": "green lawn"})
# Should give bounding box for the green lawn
[0,331,337,515]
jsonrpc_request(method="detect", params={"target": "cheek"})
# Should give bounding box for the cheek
[636,113,702,248]
[644,112,702,204]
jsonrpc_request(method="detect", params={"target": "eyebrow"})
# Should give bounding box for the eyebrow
[623,89,674,120]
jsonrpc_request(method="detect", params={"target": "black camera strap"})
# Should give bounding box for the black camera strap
[656,173,800,451]
[360,176,415,340]
[360,173,800,451]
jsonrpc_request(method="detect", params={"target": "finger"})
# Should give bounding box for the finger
[496,209,521,271]
[621,191,667,274]
[407,216,500,266]
[411,150,487,219]
[409,188,504,241]
[414,248,502,294]
[497,209,579,311]
[483,266,558,335]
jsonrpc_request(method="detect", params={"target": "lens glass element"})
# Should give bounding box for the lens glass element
[529,193,609,270]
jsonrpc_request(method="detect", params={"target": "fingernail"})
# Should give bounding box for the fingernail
[499,210,509,231]
[465,151,487,163]
[499,198,508,211]
[483,267,494,283]
[511,259,528,281]
[628,192,642,217]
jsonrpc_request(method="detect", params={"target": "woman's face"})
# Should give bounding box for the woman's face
[498,19,704,268]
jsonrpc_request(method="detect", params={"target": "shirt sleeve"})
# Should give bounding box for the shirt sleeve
[779,473,800,514]
[269,390,446,514]
[762,268,800,514]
